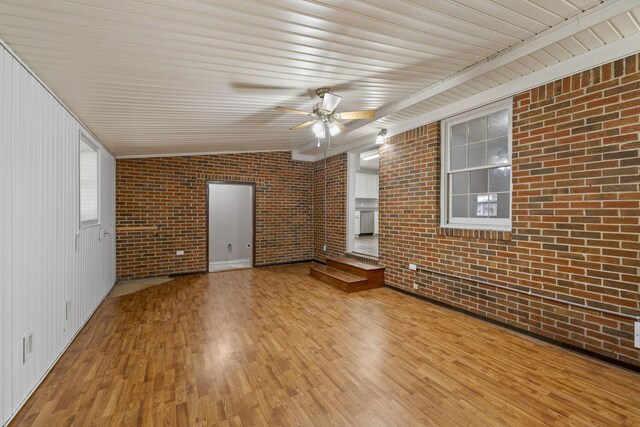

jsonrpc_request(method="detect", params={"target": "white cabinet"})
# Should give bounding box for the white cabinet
[354,211,361,236]
[355,173,379,199]
[374,211,379,235]
[356,173,365,198]
[367,174,379,198]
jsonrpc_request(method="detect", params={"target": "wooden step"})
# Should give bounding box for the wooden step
[326,256,385,275]
[310,264,380,293]
[325,257,385,290]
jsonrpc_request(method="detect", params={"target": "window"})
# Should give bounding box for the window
[79,135,99,227]
[441,100,512,230]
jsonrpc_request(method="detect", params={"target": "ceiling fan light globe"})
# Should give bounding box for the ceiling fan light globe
[312,121,323,134]
[329,122,341,136]
[312,121,325,138]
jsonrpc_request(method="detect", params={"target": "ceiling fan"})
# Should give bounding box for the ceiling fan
[275,88,375,140]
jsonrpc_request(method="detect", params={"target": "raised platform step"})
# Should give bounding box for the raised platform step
[326,256,384,276]
[310,263,381,293]
[310,257,385,293]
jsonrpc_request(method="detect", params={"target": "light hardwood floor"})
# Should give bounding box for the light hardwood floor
[11,263,640,426]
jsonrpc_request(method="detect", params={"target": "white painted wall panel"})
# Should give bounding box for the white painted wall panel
[0,44,116,426]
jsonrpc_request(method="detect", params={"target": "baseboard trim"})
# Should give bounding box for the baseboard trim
[168,270,208,277]
[386,284,640,374]
[257,259,315,268]
[5,280,118,426]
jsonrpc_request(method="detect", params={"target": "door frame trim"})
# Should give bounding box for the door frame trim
[206,180,256,271]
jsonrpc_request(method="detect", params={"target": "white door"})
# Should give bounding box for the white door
[208,182,253,272]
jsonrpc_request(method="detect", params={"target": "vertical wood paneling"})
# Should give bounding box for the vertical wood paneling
[0,44,116,426]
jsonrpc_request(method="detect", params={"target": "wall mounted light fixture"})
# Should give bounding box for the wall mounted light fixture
[375,129,387,145]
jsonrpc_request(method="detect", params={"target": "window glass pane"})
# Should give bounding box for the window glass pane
[470,169,488,193]
[451,123,466,147]
[488,109,508,139]
[452,195,468,218]
[496,193,510,218]
[467,116,487,143]
[450,146,466,170]
[468,141,486,168]
[487,137,509,165]
[452,172,469,194]
[80,140,98,224]
[470,193,498,218]
[489,166,511,192]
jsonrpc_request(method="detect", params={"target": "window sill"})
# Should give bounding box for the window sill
[437,226,511,241]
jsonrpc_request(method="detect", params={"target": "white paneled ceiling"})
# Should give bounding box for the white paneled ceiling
[0,0,638,158]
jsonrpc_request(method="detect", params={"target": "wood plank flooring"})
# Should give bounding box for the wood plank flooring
[10,263,640,426]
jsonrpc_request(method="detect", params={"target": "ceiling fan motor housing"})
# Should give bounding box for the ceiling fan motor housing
[313,103,330,120]
[315,87,332,98]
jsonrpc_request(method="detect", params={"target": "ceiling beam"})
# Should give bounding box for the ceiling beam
[297,0,640,155]
[303,31,640,161]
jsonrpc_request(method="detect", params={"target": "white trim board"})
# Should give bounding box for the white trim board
[310,31,640,161]
[119,149,318,162]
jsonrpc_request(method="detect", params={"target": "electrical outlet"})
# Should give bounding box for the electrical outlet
[413,283,419,290]
[176,250,185,256]
[635,321,640,349]
[409,263,417,271]
[23,332,33,363]
[323,245,327,252]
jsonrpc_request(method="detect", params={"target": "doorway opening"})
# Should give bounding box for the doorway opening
[207,181,255,272]
[347,147,379,258]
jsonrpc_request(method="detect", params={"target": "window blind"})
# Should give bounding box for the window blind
[80,139,98,224]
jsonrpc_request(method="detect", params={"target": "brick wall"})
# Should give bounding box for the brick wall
[379,54,640,366]
[313,152,347,260]
[116,152,313,280]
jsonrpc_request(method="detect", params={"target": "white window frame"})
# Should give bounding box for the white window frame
[440,99,513,231]
[79,132,100,229]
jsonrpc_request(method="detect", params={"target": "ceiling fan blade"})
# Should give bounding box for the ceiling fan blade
[289,120,316,130]
[321,93,342,113]
[336,110,376,120]
[275,106,311,115]
[335,121,348,133]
